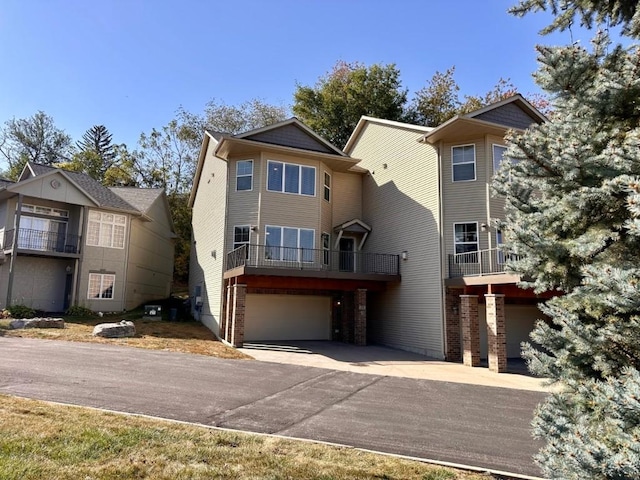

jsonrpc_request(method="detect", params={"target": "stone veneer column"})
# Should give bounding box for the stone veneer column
[460,295,480,367]
[354,288,367,346]
[445,287,462,362]
[485,294,507,373]
[230,284,247,347]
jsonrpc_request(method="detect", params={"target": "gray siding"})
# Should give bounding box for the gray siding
[246,124,335,153]
[9,257,70,311]
[473,103,539,130]
[190,142,228,334]
[350,122,444,358]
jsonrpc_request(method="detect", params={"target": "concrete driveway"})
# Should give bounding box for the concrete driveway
[240,341,549,392]
[0,337,546,478]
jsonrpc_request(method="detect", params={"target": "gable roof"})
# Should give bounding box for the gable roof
[12,162,139,213]
[344,116,433,155]
[109,187,164,214]
[421,94,546,144]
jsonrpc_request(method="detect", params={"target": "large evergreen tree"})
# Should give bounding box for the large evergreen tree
[495,1,640,478]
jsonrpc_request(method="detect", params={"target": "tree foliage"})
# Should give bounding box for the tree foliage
[494,2,640,478]
[0,111,73,179]
[293,61,408,147]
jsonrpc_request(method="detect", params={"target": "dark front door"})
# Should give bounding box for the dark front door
[339,238,355,272]
[63,273,73,311]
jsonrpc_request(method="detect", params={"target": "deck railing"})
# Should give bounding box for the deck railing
[448,247,518,278]
[226,244,400,276]
[3,228,81,254]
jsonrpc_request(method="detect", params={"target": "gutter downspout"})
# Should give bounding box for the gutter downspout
[5,194,22,307]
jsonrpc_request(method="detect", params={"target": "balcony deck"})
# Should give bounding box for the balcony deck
[225,244,400,282]
[446,247,521,286]
[2,228,81,258]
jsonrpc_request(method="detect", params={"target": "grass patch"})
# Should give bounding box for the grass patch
[0,395,491,480]
[0,311,249,360]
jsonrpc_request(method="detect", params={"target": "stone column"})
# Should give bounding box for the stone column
[460,295,480,367]
[230,284,247,347]
[445,287,462,362]
[354,288,367,346]
[485,294,507,373]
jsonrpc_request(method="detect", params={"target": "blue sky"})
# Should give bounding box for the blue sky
[0,0,585,151]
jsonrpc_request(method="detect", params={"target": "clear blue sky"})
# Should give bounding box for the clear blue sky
[0,0,584,151]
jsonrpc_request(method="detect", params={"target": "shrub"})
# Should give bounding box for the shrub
[65,305,94,317]
[7,304,36,319]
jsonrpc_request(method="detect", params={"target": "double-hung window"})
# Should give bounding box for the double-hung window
[87,211,126,249]
[88,273,115,299]
[321,232,330,266]
[452,145,476,182]
[236,160,253,191]
[454,222,479,262]
[265,226,314,262]
[267,161,315,196]
[492,145,508,173]
[323,172,331,202]
[233,225,250,258]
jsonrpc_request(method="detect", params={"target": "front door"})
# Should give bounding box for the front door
[339,237,355,272]
[63,273,73,311]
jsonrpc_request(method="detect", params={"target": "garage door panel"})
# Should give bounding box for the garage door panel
[245,294,331,341]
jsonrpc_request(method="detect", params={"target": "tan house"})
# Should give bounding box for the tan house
[0,162,175,312]
[190,95,548,372]
[188,119,400,346]
[345,94,548,371]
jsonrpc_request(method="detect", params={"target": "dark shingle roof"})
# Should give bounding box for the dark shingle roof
[109,187,163,214]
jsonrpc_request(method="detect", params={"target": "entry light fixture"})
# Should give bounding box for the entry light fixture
[401,250,408,261]
[481,223,488,232]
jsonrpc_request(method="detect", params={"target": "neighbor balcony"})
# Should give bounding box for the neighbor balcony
[446,247,521,286]
[2,228,82,256]
[225,244,400,282]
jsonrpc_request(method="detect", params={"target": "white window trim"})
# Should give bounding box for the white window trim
[87,272,115,300]
[323,171,331,202]
[492,144,508,174]
[451,144,476,182]
[321,232,330,266]
[264,225,315,262]
[233,225,251,258]
[236,159,253,192]
[453,221,479,255]
[86,210,127,249]
[266,160,316,197]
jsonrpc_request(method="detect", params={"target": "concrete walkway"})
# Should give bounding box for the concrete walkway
[239,341,550,392]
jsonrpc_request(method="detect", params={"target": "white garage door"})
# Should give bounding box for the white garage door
[244,294,331,341]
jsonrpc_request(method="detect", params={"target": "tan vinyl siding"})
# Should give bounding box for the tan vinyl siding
[332,171,362,226]
[226,157,261,251]
[441,139,490,274]
[190,142,228,334]
[350,122,444,358]
[124,198,174,310]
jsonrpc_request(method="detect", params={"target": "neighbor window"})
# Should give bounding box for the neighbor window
[86,211,126,249]
[88,273,115,299]
[454,222,479,256]
[323,172,331,202]
[452,145,476,182]
[233,225,250,258]
[492,145,508,173]
[267,160,315,196]
[236,160,253,191]
[265,225,314,262]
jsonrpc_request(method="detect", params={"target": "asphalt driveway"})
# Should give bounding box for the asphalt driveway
[0,337,546,478]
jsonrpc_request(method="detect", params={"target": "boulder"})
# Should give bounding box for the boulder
[9,318,65,329]
[92,320,136,338]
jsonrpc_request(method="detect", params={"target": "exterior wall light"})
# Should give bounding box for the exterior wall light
[401,250,408,260]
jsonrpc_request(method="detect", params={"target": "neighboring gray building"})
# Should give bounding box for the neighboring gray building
[0,162,175,312]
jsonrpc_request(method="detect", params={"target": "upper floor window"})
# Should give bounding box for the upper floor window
[452,145,476,182]
[267,160,315,196]
[323,172,331,202]
[321,232,330,265]
[87,211,126,249]
[236,160,253,191]
[454,222,478,255]
[492,145,508,173]
[22,204,69,217]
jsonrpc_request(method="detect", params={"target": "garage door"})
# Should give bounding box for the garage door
[244,294,331,341]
